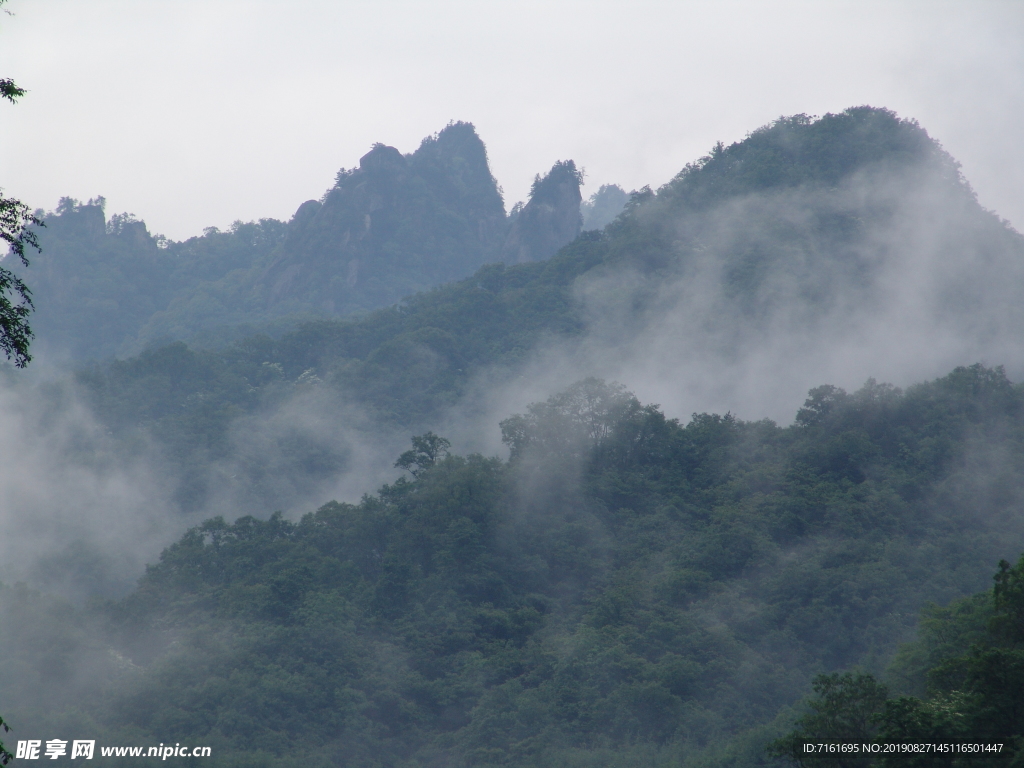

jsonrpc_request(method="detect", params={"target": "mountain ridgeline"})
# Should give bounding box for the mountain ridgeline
[19,122,589,360]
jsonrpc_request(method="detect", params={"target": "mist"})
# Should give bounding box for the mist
[446,153,1024,471]
[0,368,412,604]
[0,374,181,601]
[585,165,1024,423]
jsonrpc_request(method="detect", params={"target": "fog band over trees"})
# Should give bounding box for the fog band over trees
[2,104,1024,766]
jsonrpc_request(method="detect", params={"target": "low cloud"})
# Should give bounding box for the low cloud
[495,162,1024,426]
[0,374,182,601]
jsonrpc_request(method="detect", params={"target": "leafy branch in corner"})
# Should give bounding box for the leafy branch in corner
[0,0,40,367]
[0,714,13,766]
[0,195,39,367]
[0,78,25,104]
[0,0,37,759]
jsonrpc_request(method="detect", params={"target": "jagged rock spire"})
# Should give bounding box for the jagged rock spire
[501,160,583,264]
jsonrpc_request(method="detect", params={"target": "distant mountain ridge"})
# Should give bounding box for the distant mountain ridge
[16,122,589,360]
[259,123,509,314]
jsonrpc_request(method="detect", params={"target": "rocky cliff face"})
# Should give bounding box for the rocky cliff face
[501,160,583,264]
[257,122,508,315]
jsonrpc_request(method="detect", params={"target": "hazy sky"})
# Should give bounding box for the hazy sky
[1,0,1021,241]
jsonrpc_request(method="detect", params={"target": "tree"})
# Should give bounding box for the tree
[0,0,39,367]
[772,555,1024,768]
[768,672,889,768]
[0,77,25,104]
[499,378,638,461]
[0,714,11,766]
[395,431,451,476]
[0,194,38,367]
[992,555,1024,645]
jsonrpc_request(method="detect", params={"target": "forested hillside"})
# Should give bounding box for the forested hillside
[20,200,292,360]
[5,366,1024,767]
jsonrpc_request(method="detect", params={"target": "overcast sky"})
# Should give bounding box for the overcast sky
[1,0,1021,241]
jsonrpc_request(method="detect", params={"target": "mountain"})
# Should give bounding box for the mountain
[14,123,585,360]
[257,122,508,315]
[15,198,174,361]
[581,183,629,231]
[5,105,1024,767]
[500,159,584,263]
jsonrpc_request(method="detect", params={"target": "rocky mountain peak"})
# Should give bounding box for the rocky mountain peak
[358,143,407,173]
[501,159,583,264]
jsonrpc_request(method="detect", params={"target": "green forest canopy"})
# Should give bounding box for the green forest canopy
[4,365,1024,766]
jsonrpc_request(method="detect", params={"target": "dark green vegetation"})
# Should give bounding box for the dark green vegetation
[6,367,1024,766]
[0,192,37,368]
[19,123,586,361]
[772,551,1024,768]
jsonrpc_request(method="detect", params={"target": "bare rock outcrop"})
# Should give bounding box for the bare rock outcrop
[501,160,583,264]
[257,121,508,315]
